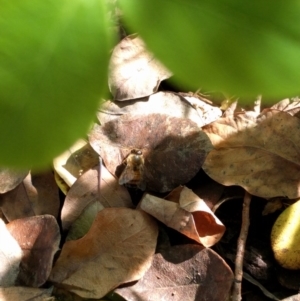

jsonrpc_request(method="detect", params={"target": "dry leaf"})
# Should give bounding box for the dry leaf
[262,198,284,215]
[203,110,300,198]
[179,94,222,126]
[50,208,158,299]
[0,171,60,221]
[0,219,22,287]
[0,168,29,193]
[97,91,221,127]
[61,163,132,231]
[66,201,103,241]
[7,215,60,287]
[115,244,233,301]
[108,34,172,100]
[139,186,225,247]
[53,139,99,188]
[281,295,300,301]
[0,287,53,301]
[89,113,212,192]
[270,98,300,116]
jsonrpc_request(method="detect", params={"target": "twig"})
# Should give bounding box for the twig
[97,156,102,203]
[231,191,252,301]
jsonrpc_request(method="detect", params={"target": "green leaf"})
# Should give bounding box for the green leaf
[0,0,113,168]
[119,0,300,98]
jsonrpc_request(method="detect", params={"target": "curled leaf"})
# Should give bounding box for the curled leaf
[139,186,225,247]
[53,139,99,188]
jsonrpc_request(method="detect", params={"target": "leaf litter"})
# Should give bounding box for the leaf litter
[115,244,233,301]
[108,34,172,101]
[50,208,158,299]
[89,113,213,192]
[202,109,300,198]
[2,32,300,301]
[139,186,225,247]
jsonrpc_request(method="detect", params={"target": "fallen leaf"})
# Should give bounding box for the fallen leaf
[139,186,225,247]
[270,98,300,117]
[61,163,132,231]
[66,201,103,241]
[179,93,222,126]
[50,208,158,299]
[0,168,29,193]
[281,295,300,301]
[203,110,300,198]
[0,170,60,221]
[7,215,60,287]
[97,91,221,127]
[89,113,212,192]
[53,139,99,188]
[0,219,22,287]
[108,34,172,100]
[262,198,285,215]
[0,287,53,301]
[115,244,233,301]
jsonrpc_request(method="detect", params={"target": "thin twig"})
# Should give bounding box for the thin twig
[97,156,103,211]
[231,191,252,301]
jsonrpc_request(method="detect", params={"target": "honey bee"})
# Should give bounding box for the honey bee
[118,149,146,190]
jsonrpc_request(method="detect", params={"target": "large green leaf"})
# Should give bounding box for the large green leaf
[0,0,113,168]
[119,0,300,98]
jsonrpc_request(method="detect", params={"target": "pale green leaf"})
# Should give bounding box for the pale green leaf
[119,0,300,98]
[0,0,113,167]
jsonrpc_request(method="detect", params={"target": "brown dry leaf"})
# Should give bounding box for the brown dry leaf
[97,91,221,127]
[179,94,222,126]
[262,198,285,215]
[139,186,225,247]
[66,201,103,241]
[270,98,300,116]
[49,208,158,299]
[0,170,60,221]
[53,139,99,188]
[203,110,300,198]
[108,34,172,100]
[0,287,53,301]
[0,168,29,193]
[115,244,233,301]
[89,113,212,193]
[7,215,60,287]
[61,163,132,231]
[0,219,22,287]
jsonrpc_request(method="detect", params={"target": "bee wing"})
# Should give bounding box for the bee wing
[118,166,135,185]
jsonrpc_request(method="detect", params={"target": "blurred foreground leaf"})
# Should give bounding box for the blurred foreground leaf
[0,0,113,167]
[119,0,300,98]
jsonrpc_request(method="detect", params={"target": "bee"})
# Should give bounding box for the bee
[118,149,146,190]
